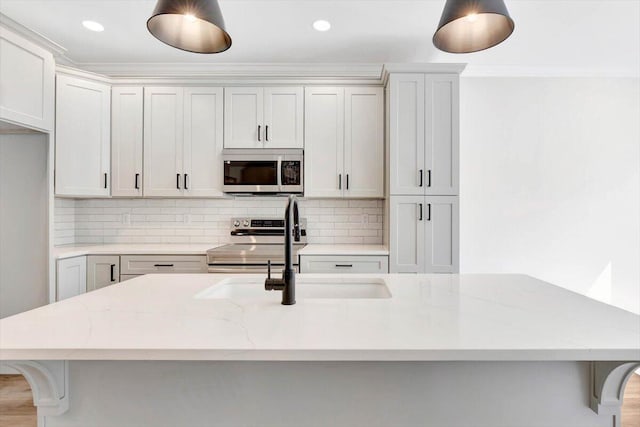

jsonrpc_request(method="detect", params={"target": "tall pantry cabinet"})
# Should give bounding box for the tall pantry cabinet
[385,68,461,273]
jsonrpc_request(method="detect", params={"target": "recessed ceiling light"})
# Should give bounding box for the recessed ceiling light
[82,20,105,32]
[312,20,331,32]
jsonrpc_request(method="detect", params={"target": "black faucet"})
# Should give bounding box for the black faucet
[265,195,300,305]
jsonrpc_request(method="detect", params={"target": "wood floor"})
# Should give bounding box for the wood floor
[1,373,639,426]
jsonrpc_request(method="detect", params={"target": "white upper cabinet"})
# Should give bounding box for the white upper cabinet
[0,25,54,132]
[389,73,459,196]
[111,87,143,197]
[305,86,384,199]
[425,76,459,196]
[389,74,425,196]
[224,87,303,149]
[183,87,224,197]
[344,87,384,198]
[263,87,304,148]
[144,87,184,197]
[224,87,263,149]
[304,87,344,198]
[55,74,111,197]
[144,87,224,198]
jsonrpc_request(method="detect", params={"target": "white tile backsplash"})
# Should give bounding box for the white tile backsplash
[54,197,384,246]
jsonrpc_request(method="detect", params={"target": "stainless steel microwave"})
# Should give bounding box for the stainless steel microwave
[222,149,304,194]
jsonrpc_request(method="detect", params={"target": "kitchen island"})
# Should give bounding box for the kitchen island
[1,273,639,426]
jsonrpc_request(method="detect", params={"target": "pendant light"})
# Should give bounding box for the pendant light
[433,0,514,53]
[147,0,232,54]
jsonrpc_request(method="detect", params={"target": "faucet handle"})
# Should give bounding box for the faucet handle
[267,260,271,279]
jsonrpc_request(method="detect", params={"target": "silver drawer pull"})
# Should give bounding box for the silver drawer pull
[335,264,353,268]
[154,264,174,267]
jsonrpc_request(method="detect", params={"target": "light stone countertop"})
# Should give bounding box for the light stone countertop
[1,273,638,362]
[53,244,389,259]
[298,244,389,256]
[53,244,222,259]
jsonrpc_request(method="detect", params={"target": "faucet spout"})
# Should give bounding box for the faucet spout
[265,195,299,305]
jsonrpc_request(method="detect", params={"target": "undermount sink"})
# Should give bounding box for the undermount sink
[196,277,391,300]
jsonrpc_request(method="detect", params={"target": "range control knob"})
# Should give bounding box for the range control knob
[233,220,241,228]
[243,220,250,227]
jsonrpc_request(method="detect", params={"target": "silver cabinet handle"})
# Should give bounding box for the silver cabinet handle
[338,174,342,190]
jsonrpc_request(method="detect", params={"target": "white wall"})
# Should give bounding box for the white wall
[460,77,640,314]
[54,198,383,246]
[0,132,49,318]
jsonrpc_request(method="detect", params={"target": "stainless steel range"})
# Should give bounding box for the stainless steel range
[206,217,307,273]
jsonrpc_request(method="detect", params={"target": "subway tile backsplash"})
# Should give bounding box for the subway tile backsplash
[54,197,383,246]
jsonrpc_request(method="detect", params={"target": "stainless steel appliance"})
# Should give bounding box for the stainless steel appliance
[207,217,307,273]
[222,149,303,194]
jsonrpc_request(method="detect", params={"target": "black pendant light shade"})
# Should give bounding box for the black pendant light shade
[433,0,514,53]
[147,0,232,54]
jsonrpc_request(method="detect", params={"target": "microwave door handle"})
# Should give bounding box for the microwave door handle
[277,158,282,189]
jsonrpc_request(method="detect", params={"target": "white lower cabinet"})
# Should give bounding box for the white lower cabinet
[87,255,120,291]
[120,255,207,275]
[299,255,389,274]
[56,256,86,301]
[389,195,459,273]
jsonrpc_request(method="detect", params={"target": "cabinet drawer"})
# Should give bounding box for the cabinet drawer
[120,255,207,275]
[299,255,389,274]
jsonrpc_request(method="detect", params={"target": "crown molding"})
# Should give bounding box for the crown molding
[56,65,113,84]
[76,62,386,83]
[381,63,467,85]
[0,13,71,61]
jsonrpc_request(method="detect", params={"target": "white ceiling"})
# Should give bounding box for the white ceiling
[1,0,639,76]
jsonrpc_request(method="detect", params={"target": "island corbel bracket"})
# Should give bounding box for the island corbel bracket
[590,361,640,427]
[3,360,69,419]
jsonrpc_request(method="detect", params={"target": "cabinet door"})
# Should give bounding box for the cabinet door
[389,196,425,273]
[57,256,86,301]
[55,75,111,197]
[87,255,120,292]
[344,87,384,198]
[144,87,184,197]
[425,75,459,195]
[183,87,224,197]
[0,26,54,132]
[424,196,459,273]
[263,87,303,148]
[111,87,143,197]
[224,87,264,148]
[304,87,344,198]
[388,74,425,196]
